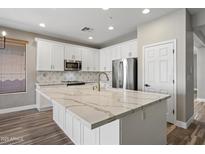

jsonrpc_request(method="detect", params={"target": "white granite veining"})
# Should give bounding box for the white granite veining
[37,84,170,129]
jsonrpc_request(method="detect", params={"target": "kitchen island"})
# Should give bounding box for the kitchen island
[36,84,170,145]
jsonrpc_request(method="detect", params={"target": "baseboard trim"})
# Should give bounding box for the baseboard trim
[37,106,52,112]
[175,115,194,129]
[196,98,205,102]
[0,104,36,114]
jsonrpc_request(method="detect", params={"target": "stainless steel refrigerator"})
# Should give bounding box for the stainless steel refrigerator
[112,58,138,90]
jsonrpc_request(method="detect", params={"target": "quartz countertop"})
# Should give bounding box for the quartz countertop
[37,84,170,129]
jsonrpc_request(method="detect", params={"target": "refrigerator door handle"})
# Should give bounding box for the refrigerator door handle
[123,59,128,89]
[119,61,124,88]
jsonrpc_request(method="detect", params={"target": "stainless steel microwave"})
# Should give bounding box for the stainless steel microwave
[64,60,82,71]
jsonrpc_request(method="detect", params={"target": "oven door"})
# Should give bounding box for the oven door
[64,60,82,71]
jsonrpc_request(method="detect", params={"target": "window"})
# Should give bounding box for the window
[0,38,27,94]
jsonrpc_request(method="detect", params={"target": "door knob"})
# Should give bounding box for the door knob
[144,84,150,87]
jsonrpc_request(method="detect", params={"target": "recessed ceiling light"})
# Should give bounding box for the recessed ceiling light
[1,31,7,37]
[88,36,93,40]
[142,8,150,14]
[102,8,109,10]
[39,23,46,28]
[108,26,114,30]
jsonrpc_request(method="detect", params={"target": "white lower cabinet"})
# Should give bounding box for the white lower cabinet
[53,102,119,145]
[65,110,72,137]
[36,89,52,111]
[58,105,65,130]
[53,102,65,130]
[52,100,166,145]
[99,120,119,145]
[81,125,100,145]
[72,117,81,144]
[53,102,58,123]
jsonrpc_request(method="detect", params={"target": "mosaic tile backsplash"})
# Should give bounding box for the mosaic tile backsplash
[37,71,112,85]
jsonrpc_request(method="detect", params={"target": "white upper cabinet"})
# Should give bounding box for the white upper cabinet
[65,45,82,61]
[99,39,137,72]
[92,49,99,71]
[82,47,99,71]
[113,39,137,60]
[126,39,137,58]
[36,38,137,72]
[36,40,64,71]
[37,41,52,71]
[111,46,121,60]
[51,44,64,71]
[82,48,90,71]
[100,48,112,72]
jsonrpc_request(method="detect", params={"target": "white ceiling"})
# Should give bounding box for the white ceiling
[0,8,178,48]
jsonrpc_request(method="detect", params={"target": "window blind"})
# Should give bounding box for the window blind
[0,38,27,94]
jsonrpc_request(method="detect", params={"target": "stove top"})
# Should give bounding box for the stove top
[62,81,86,86]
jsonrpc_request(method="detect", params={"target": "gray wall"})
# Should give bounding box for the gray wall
[197,47,205,99]
[137,9,194,122]
[0,26,95,109]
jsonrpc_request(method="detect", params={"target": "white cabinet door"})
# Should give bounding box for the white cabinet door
[72,117,81,144]
[37,41,52,71]
[53,102,58,123]
[100,49,106,71]
[58,104,66,130]
[82,48,89,71]
[129,40,137,57]
[65,111,73,137]
[104,49,112,71]
[51,44,64,71]
[37,40,65,71]
[99,120,120,145]
[111,46,121,61]
[82,126,99,145]
[120,44,130,59]
[65,45,82,61]
[100,49,111,71]
[86,50,93,71]
[120,40,138,59]
[93,49,99,71]
[82,48,99,71]
[106,49,112,71]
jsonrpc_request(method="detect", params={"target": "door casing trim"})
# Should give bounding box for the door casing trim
[142,39,177,125]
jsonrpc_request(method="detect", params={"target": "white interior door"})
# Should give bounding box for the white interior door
[144,42,175,124]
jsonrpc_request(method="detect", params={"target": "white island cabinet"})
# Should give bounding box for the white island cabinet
[53,101,120,145]
[37,85,169,145]
[52,100,166,145]
[47,87,168,144]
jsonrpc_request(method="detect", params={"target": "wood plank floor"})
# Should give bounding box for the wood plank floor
[0,109,73,145]
[0,101,205,145]
[167,100,205,145]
